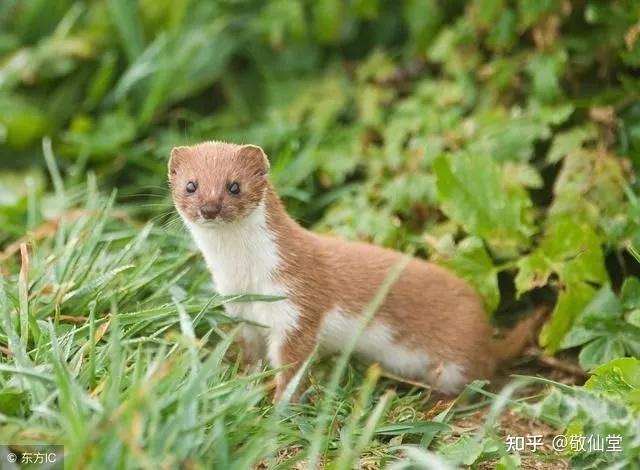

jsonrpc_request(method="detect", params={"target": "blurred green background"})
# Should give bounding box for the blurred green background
[2,0,640,375]
[2,1,640,467]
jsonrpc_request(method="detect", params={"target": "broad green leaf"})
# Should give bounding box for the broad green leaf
[562,285,640,369]
[438,434,485,466]
[434,153,534,256]
[578,337,626,371]
[287,74,349,133]
[585,357,640,411]
[526,51,567,103]
[318,192,403,247]
[533,103,575,126]
[465,110,551,162]
[314,129,362,185]
[550,149,627,230]
[627,309,640,328]
[381,172,437,212]
[578,285,622,320]
[587,357,640,389]
[515,218,607,297]
[561,326,601,349]
[547,126,595,163]
[503,162,543,189]
[495,453,520,470]
[440,236,500,312]
[540,281,597,353]
[621,277,640,310]
[622,332,640,358]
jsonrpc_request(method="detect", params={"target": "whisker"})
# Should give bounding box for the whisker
[161,218,183,231]
[131,203,174,209]
[135,185,172,191]
[120,193,169,199]
[149,212,177,224]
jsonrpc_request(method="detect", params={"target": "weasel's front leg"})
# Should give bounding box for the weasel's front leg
[268,327,317,402]
[237,323,267,368]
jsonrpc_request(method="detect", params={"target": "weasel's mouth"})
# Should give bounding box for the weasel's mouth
[195,216,226,227]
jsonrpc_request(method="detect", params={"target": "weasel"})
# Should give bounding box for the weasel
[169,141,541,399]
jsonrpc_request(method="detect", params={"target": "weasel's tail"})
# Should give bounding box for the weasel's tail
[492,307,549,364]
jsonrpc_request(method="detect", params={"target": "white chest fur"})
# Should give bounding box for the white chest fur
[182,202,299,365]
[186,202,280,297]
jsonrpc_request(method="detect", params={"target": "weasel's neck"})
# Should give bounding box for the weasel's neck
[185,185,299,295]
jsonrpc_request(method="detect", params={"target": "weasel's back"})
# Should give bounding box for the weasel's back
[312,233,495,378]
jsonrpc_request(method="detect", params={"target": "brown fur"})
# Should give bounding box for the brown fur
[169,141,543,398]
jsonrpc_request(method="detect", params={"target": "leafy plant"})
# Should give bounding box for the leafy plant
[585,357,640,412]
[562,281,640,370]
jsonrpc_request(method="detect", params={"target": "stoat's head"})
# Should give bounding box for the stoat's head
[168,141,270,226]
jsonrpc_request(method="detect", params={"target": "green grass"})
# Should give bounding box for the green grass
[0,175,559,468]
[2,0,640,467]
[2,161,630,468]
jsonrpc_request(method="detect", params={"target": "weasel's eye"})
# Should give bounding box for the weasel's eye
[186,181,197,193]
[227,182,240,195]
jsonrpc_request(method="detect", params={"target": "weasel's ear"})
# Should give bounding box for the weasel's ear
[168,146,190,175]
[239,144,270,176]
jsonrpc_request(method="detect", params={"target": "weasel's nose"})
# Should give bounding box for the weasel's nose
[200,204,221,220]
